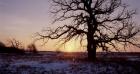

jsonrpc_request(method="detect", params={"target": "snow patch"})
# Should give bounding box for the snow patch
[11,61,70,70]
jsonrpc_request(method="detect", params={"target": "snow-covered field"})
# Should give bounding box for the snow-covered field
[0,52,140,74]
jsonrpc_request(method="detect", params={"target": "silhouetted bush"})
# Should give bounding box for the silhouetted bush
[0,41,25,54]
[0,46,25,54]
[0,42,5,47]
[27,43,38,53]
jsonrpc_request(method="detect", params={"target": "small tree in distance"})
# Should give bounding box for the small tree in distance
[37,0,140,60]
[27,43,38,53]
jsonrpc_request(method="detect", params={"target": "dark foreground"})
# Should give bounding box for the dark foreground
[0,52,140,74]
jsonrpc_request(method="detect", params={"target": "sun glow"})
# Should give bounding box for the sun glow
[64,41,76,52]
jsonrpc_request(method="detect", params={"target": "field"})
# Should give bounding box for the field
[0,52,140,74]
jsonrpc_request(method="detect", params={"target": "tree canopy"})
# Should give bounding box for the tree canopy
[37,0,140,60]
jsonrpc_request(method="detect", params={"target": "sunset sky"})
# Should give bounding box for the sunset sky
[0,0,140,52]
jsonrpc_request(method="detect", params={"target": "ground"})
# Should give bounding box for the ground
[0,52,140,74]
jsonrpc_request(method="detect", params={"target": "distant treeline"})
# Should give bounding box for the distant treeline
[0,39,38,54]
[0,46,25,53]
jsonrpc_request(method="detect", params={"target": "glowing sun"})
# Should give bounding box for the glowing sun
[65,41,76,52]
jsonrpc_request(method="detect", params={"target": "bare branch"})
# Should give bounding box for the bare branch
[38,0,140,55]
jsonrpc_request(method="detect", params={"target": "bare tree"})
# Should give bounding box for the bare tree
[8,38,23,49]
[27,43,38,53]
[37,0,140,60]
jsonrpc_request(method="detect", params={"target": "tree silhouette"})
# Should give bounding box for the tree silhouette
[0,41,5,47]
[27,43,38,53]
[38,0,140,60]
[0,40,25,53]
[8,38,23,49]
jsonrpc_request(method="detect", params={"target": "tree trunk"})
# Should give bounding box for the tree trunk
[88,48,96,61]
[86,12,97,61]
[87,25,97,61]
[87,38,97,61]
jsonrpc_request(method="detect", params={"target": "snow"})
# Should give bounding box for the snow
[128,58,140,61]
[12,61,70,70]
[0,52,139,74]
[42,62,69,70]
